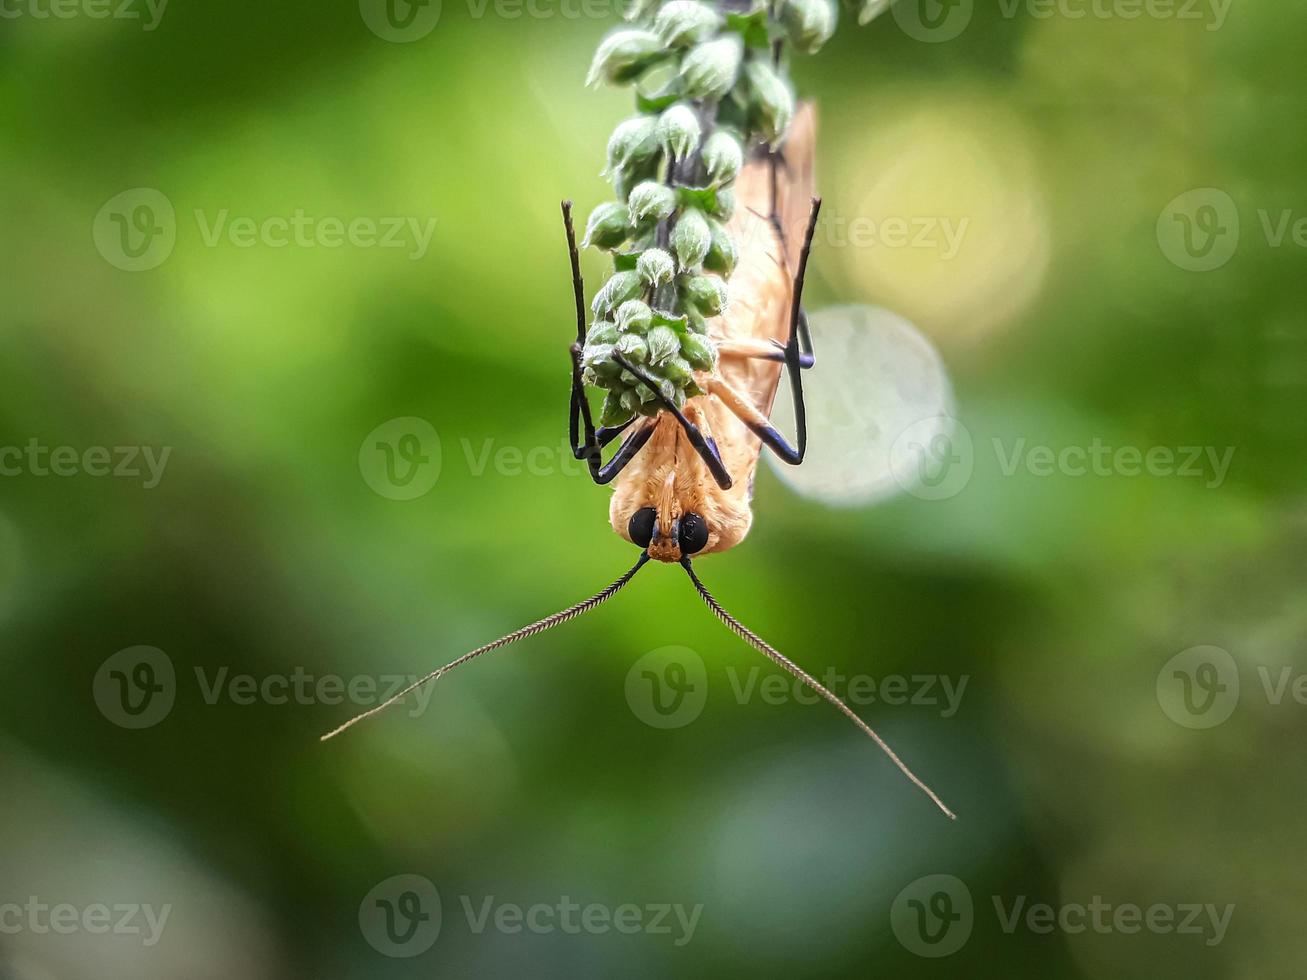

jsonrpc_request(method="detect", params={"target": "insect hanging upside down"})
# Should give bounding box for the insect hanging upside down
[323,107,955,821]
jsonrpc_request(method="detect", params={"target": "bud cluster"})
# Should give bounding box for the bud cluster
[577,0,870,423]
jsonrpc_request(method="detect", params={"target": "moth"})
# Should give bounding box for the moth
[324,106,954,820]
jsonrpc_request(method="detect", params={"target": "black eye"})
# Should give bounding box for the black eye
[628,507,656,548]
[678,513,709,554]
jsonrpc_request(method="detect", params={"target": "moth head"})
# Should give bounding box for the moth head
[613,471,728,562]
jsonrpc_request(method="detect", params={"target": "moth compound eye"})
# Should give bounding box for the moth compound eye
[678,513,709,554]
[628,507,657,548]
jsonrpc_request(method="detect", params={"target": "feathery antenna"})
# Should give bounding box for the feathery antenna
[680,558,957,820]
[320,554,651,742]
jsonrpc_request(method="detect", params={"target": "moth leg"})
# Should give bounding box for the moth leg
[561,200,593,454]
[766,149,817,369]
[713,200,821,464]
[760,197,823,464]
[795,307,816,367]
[569,353,634,456]
[611,354,734,491]
[592,420,656,485]
[703,374,803,467]
[683,399,725,474]
[568,344,647,484]
[716,338,814,370]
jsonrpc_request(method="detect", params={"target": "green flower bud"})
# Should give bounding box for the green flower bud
[601,389,631,426]
[606,115,661,174]
[657,103,701,161]
[680,332,718,371]
[586,320,620,346]
[682,274,728,316]
[704,217,737,276]
[615,331,650,364]
[591,270,644,316]
[681,36,743,101]
[582,202,631,250]
[621,387,644,416]
[782,0,836,54]
[660,380,686,411]
[746,59,794,144]
[587,29,665,87]
[701,130,744,185]
[646,324,681,366]
[713,187,736,220]
[615,299,654,332]
[582,342,621,380]
[623,0,658,23]
[627,181,678,224]
[613,154,664,203]
[661,356,696,385]
[636,247,676,287]
[654,0,721,47]
[857,0,891,25]
[673,207,711,269]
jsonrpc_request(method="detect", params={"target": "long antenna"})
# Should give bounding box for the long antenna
[680,559,957,820]
[320,554,651,742]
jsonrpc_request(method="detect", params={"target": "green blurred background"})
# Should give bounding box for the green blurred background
[2,0,1305,976]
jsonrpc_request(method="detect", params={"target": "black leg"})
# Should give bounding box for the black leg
[611,354,734,490]
[561,201,586,347]
[562,201,647,484]
[762,197,821,466]
[796,308,815,366]
[751,337,814,369]
[766,151,817,373]
[593,422,655,485]
[568,345,648,483]
[739,416,802,465]
[562,201,594,458]
[721,197,820,467]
